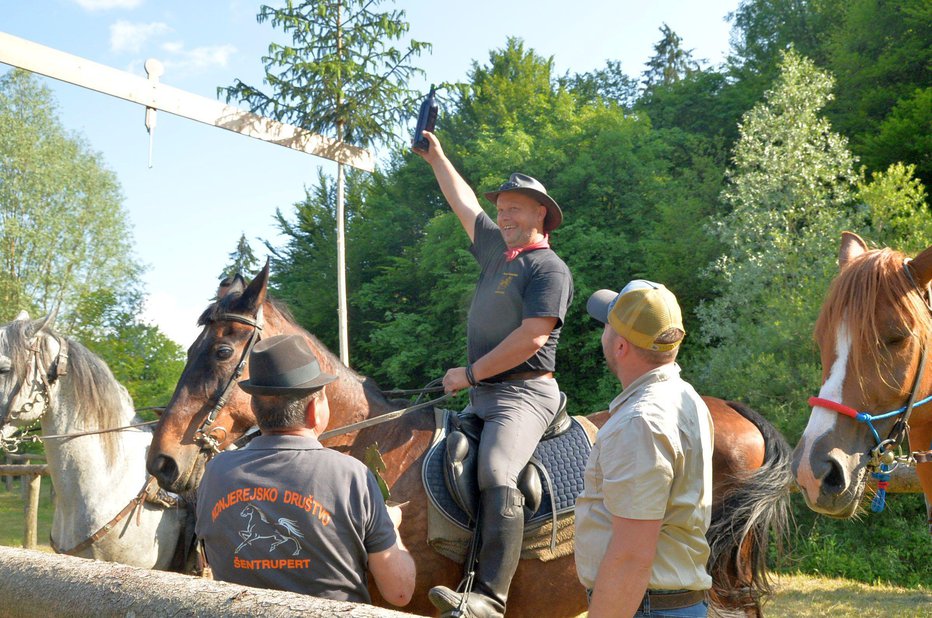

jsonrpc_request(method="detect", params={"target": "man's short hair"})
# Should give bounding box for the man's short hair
[252,389,322,431]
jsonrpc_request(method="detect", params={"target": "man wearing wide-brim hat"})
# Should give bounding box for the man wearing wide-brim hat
[414,131,574,617]
[195,334,415,607]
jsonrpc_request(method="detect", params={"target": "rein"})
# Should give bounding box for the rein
[51,475,182,556]
[319,389,453,441]
[193,307,264,454]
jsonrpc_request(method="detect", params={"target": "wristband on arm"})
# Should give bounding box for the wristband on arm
[465,364,478,387]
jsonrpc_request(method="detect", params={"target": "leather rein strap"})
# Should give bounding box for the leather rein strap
[51,476,174,556]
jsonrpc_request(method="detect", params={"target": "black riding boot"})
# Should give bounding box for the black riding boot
[429,485,524,617]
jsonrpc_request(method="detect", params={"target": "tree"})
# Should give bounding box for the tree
[221,0,430,150]
[0,69,141,331]
[695,50,859,435]
[856,162,932,253]
[563,60,638,109]
[220,233,260,281]
[641,24,701,91]
[221,0,430,364]
[83,312,186,414]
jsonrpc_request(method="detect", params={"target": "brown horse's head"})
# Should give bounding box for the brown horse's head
[792,232,932,517]
[146,264,273,493]
[146,263,396,494]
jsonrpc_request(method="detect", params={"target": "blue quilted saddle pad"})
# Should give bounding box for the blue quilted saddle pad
[422,410,593,531]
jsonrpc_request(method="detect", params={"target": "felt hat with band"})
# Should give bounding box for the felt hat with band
[239,334,337,395]
[587,280,684,352]
[484,172,563,232]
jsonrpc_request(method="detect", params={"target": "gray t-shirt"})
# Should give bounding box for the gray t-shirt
[466,212,573,378]
[195,433,396,603]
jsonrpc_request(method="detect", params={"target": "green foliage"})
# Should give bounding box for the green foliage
[856,162,932,253]
[695,50,860,431]
[783,494,932,587]
[0,70,142,331]
[826,0,932,147]
[221,0,430,148]
[861,89,932,190]
[76,289,186,413]
[641,24,701,91]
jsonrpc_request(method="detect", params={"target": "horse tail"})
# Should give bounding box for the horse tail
[276,517,306,539]
[706,400,793,613]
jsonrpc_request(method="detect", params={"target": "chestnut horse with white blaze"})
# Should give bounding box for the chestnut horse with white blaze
[147,265,791,617]
[793,232,932,529]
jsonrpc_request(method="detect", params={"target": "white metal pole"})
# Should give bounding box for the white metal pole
[336,162,349,367]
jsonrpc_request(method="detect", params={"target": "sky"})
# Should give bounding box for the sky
[1,0,741,350]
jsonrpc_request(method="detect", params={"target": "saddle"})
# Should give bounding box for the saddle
[422,394,595,563]
[444,392,572,524]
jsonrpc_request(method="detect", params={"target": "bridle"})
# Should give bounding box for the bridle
[192,306,264,454]
[807,259,931,511]
[808,342,930,470]
[0,332,69,452]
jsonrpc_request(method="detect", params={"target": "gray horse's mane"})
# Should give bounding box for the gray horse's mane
[5,320,128,463]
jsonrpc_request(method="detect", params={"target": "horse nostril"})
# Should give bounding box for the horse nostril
[821,458,846,495]
[148,454,178,487]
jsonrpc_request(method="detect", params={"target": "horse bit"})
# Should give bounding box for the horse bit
[807,259,932,510]
[193,306,264,454]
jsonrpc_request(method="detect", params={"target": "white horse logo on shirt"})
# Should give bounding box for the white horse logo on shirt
[235,502,305,556]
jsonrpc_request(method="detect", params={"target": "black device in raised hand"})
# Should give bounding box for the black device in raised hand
[412,86,438,151]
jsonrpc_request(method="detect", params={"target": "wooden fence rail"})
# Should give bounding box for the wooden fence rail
[0,546,411,618]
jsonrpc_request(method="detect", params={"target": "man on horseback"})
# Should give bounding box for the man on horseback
[195,335,415,606]
[577,281,713,617]
[415,131,574,617]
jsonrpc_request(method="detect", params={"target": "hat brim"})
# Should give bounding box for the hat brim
[484,188,563,232]
[238,373,337,396]
[586,289,619,324]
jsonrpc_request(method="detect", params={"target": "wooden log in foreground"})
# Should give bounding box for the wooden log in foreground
[0,547,416,618]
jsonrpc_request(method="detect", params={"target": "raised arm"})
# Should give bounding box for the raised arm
[413,131,483,242]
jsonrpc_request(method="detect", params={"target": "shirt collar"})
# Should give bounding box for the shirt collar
[608,363,682,415]
[245,433,324,450]
[504,234,550,262]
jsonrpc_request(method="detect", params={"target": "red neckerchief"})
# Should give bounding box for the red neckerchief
[504,234,550,262]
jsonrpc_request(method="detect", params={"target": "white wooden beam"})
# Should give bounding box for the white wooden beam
[0,31,374,172]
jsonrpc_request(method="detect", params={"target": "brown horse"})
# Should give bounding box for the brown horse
[147,265,791,617]
[793,232,932,529]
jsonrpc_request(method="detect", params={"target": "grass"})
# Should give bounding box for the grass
[0,477,53,550]
[766,572,932,617]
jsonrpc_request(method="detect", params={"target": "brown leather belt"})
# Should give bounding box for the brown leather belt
[642,589,706,610]
[486,370,553,383]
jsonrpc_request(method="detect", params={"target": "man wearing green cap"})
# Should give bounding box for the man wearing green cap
[196,335,415,607]
[414,131,573,617]
[576,281,713,617]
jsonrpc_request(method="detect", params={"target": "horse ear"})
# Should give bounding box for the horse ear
[908,243,932,288]
[233,260,269,314]
[27,305,59,338]
[14,310,30,322]
[839,231,868,269]
[217,274,246,300]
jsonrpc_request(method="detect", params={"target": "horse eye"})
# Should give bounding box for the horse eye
[0,360,11,374]
[215,346,235,361]
[883,331,910,346]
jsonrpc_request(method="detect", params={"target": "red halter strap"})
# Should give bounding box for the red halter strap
[807,396,860,419]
